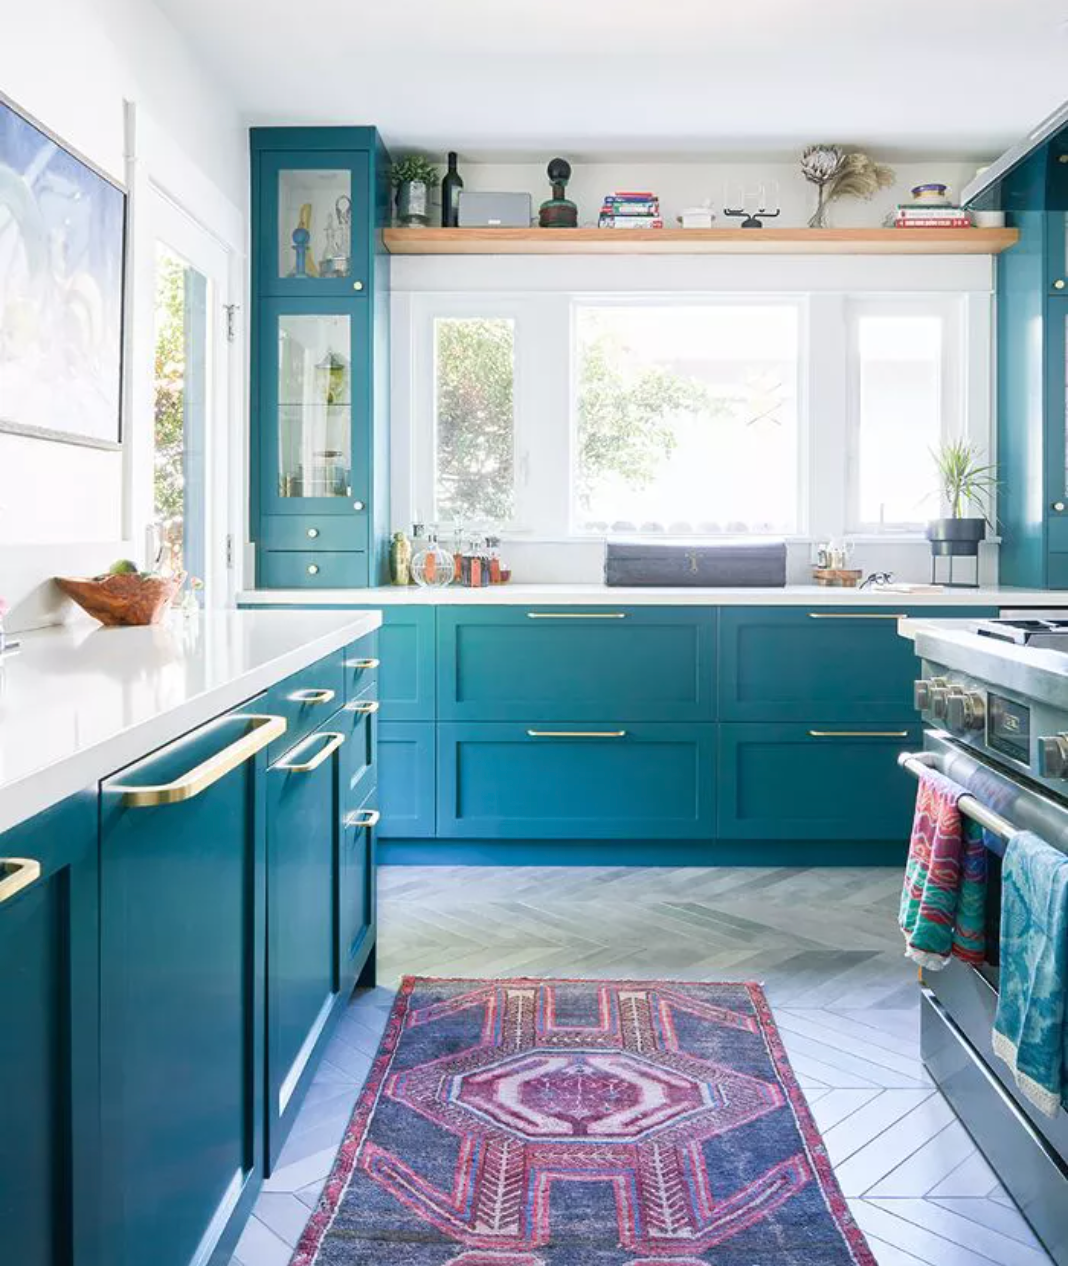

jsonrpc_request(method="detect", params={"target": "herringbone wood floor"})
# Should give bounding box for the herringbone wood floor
[231,867,1053,1266]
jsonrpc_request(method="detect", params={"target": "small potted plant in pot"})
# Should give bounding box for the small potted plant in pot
[926,439,998,559]
[391,156,440,227]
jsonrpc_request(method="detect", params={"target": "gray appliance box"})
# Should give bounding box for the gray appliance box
[457,191,532,228]
[604,539,787,587]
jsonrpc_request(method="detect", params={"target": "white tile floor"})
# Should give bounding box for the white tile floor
[231,866,1053,1266]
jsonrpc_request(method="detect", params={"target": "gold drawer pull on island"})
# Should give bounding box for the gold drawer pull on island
[345,808,381,829]
[289,687,336,705]
[0,857,42,904]
[113,714,287,807]
[346,699,381,715]
[277,731,347,772]
[345,657,380,670]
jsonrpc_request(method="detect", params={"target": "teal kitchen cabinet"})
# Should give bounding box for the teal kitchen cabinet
[437,607,716,722]
[0,792,100,1266]
[718,722,923,840]
[340,782,379,995]
[99,707,282,1266]
[719,607,996,723]
[437,722,715,839]
[378,721,436,837]
[251,127,391,588]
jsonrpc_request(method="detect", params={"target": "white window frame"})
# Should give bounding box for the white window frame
[844,294,982,535]
[393,274,992,549]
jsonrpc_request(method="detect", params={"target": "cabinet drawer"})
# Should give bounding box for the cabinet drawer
[719,607,996,722]
[340,781,377,994]
[438,607,716,721]
[342,631,379,702]
[259,549,369,589]
[262,651,346,760]
[261,515,368,553]
[437,722,715,839]
[342,689,378,806]
[717,722,922,839]
[378,721,435,838]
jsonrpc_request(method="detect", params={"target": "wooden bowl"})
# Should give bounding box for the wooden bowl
[55,573,183,627]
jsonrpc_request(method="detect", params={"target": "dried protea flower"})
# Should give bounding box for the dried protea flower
[800,145,844,187]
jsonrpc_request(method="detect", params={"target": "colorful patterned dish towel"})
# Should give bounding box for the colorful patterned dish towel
[993,831,1068,1118]
[899,768,987,970]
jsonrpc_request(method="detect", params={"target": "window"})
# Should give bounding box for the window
[433,316,516,525]
[849,305,958,531]
[574,304,800,535]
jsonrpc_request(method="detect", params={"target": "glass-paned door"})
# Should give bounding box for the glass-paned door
[261,297,370,521]
[150,191,232,604]
[258,151,369,299]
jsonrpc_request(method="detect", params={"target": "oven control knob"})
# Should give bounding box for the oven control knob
[1040,735,1068,779]
[930,684,961,719]
[946,690,986,732]
[913,680,932,710]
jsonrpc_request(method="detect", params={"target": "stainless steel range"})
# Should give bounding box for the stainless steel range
[903,615,1068,1266]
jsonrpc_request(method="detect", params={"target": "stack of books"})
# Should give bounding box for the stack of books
[892,204,973,229]
[599,191,664,229]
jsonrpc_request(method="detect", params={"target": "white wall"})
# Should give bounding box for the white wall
[0,0,244,628]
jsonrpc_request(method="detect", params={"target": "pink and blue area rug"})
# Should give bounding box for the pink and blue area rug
[293,977,876,1266]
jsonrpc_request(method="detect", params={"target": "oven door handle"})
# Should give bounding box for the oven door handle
[898,750,1015,848]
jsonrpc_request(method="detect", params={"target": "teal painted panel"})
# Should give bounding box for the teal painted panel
[0,792,99,1266]
[260,650,346,762]
[342,629,379,702]
[718,722,923,840]
[264,710,355,1166]
[438,607,716,722]
[99,710,267,1266]
[340,781,377,994]
[378,721,436,838]
[438,722,715,839]
[1048,553,1068,588]
[261,514,368,552]
[255,147,371,300]
[259,549,369,588]
[719,607,997,722]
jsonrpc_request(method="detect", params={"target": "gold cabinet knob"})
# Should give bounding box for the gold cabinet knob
[353,280,364,292]
[352,500,365,512]
[1055,502,1066,513]
[307,563,320,576]
[1055,279,1066,290]
[307,527,320,538]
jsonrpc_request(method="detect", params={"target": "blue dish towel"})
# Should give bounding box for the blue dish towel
[993,830,1068,1118]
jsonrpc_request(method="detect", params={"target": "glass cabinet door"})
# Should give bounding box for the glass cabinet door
[261,299,370,516]
[259,151,370,298]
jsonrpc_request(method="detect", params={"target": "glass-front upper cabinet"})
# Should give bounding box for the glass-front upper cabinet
[258,151,370,298]
[260,298,371,518]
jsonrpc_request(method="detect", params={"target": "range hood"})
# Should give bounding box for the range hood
[963,99,1068,210]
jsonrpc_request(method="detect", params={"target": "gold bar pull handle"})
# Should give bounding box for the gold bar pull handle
[0,858,42,904]
[345,808,381,829]
[113,714,287,807]
[807,613,906,621]
[289,687,336,705]
[526,729,627,738]
[345,657,380,670]
[808,730,911,738]
[346,699,381,715]
[527,612,627,620]
[277,731,346,773]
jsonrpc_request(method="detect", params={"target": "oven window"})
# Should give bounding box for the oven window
[987,693,1030,764]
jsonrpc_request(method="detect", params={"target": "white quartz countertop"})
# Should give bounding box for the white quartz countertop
[237,583,1068,609]
[0,608,381,835]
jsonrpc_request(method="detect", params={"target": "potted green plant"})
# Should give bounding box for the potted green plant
[926,439,998,558]
[391,156,440,227]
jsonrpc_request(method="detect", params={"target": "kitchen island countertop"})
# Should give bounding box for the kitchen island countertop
[0,608,381,835]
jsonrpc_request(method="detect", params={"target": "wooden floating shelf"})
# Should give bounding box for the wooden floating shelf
[383,227,1018,257]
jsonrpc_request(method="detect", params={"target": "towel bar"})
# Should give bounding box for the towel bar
[898,750,1014,851]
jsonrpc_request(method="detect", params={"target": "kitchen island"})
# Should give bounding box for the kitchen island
[0,607,382,1266]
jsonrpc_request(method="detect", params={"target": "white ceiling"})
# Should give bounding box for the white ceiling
[157,0,1068,160]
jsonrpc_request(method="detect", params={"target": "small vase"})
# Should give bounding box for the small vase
[808,186,829,229]
[396,180,430,227]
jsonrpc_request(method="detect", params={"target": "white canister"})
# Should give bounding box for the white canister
[972,210,1006,228]
[679,207,715,230]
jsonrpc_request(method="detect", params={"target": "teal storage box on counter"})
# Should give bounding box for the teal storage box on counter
[604,539,787,586]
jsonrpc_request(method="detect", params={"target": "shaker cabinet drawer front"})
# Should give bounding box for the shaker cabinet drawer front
[261,515,368,553]
[378,722,436,838]
[437,722,715,839]
[342,632,379,702]
[377,607,436,720]
[437,607,716,722]
[718,607,996,722]
[262,652,346,760]
[259,549,369,590]
[340,783,377,994]
[717,722,922,840]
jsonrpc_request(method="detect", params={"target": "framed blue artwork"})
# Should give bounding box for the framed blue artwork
[0,92,126,449]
